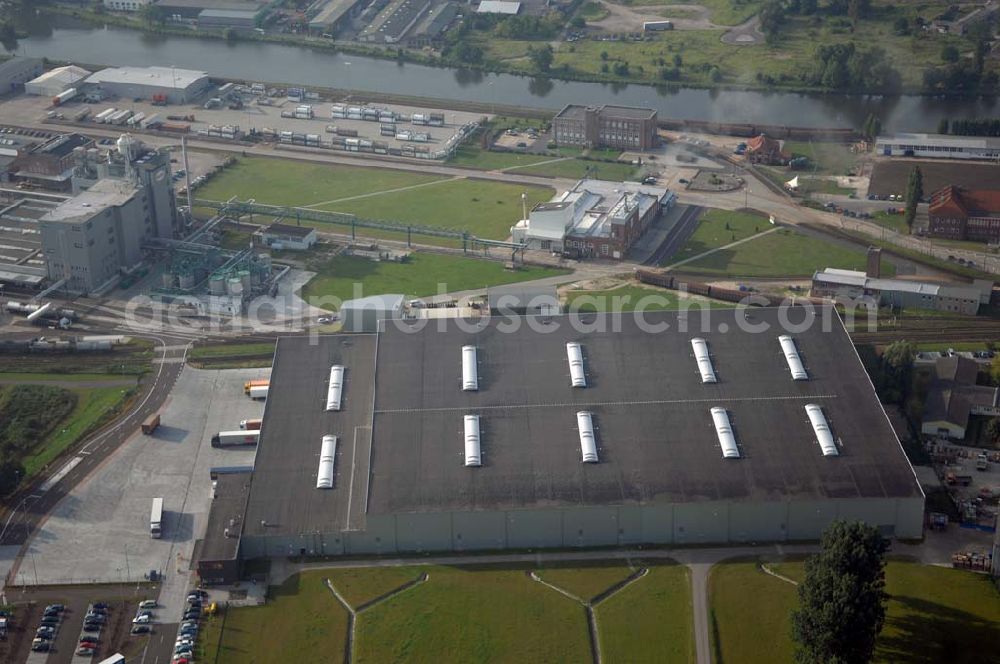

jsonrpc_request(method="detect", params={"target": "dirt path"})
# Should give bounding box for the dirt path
[720,15,764,44]
[592,2,725,32]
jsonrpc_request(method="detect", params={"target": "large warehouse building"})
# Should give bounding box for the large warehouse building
[84,66,211,104]
[222,307,924,566]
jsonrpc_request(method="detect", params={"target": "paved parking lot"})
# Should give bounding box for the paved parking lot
[23,367,269,625]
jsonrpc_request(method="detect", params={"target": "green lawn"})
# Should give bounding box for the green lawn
[20,383,133,477]
[301,253,570,310]
[447,143,554,171]
[327,567,425,608]
[516,157,639,181]
[565,285,683,312]
[354,565,591,663]
[870,210,910,234]
[219,229,254,250]
[536,561,638,601]
[672,210,896,277]
[597,564,695,664]
[579,0,610,21]
[783,141,859,176]
[194,156,554,242]
[446,139,638,181]
[0,372,133,383]
[195,157,444,208]
[613,0,762,25]
[710,559,1000,664]
[204,571,348,664]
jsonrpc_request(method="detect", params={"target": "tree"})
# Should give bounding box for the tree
[139,3,168,26]
[861,114,882,141]
[791,521,888,664]
[941,44,960,63]
[937,118,950,135]
[758,0,786,43]
[673,53,683,67]
[600,50,609,61]
[570,16,585,28]
[455,41,484,64]
[986,418,1000,443]
[528,44,553,73]
[0,456,23,496]
[904,165,923,230]
[990,355,1000,385]
[883,340,915,370]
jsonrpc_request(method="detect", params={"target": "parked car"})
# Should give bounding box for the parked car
[139,599,158,609]
[92,602,110,610]
[36,626,55,637]
[82,623,101,633]
[132,614,151,625]
[31,641,51,652]
[45,604,64,612]
[131,624,152,635]
[77,647,95,656]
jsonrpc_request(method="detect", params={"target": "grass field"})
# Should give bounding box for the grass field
[671,209,895,277]
[783,141,859,176]
[194,157,554,241]
[597,564,695,664]
[870,210,910,234]
[710,558,1000,664]
[202,571,348,664]
[796,178,855,196]
[354,565,591,663]
[327,567,425,608]
[188,342,276,359]
[579,0,610,21]
[301,253,569,309]
[23,382,131,477]
[447,142,639,181]
[536,561,638,601]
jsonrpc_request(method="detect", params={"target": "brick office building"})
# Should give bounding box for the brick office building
[552,104,658,151]
[927,185,1000,243]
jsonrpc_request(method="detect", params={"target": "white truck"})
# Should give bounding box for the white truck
[249,385,269,400]
[211,430,260,447]
[150,497,163,539]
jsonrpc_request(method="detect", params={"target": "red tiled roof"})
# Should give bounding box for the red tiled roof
[746,133,781,153]
[929,185,1000,217]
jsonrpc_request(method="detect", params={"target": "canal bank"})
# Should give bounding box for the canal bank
[11,19,1000,133]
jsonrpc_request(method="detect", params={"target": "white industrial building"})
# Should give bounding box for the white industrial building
[84,66,212,104]
[511,179,674,259]
[24,65,91,97]
[811,268,993,316]
[254,222,317,251]
[339,293,405,332]
[476,0,521,13]
[875,133,1000,161]
[0,57,43,95]
[103,0,154,10]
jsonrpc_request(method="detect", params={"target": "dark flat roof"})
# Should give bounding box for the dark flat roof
[367,307,921,515]
[199,472,252,562]
[243,335,376,538]
[555,104,656,121]
[246,307,922,535]
[263,222,315,238]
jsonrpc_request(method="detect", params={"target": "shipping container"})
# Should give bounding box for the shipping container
[428,113,445,126]
[240,418,262,430]
[141,413,160,435]
[52,87,77,106]
[159,122,190,133]
[140,113,161,129]
[280,110,295,119]
[411,113,429,125]
[335,128,358,137]
[249,385,269,400]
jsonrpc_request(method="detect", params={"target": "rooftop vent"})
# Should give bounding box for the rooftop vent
[710,407,740,459]
[690,338,717,384]
[462,345,478,392]
[567,342,587,388]
[804,404,839,457]
[325,365,344,411]
[316,434,337,489]
[463,415,481,467]
[778,335,808,381]
[577,411,599,463]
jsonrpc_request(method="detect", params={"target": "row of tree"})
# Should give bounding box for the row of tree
[801,43,902,92]
[937,117,1000,137]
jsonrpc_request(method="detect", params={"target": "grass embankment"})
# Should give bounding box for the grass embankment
[354,565,591,663]
[328,567,425,608]
[562,284,727,312]
[199,571,349,664]
[671,209,896,277]
[596,564,695,664]
[0,378,134,479]
[188,342,276,369]
[194,156,554,243]
[301,253,570,310]
[709,558,1000,664]
[783,141,859,176]
[536,561,637,601]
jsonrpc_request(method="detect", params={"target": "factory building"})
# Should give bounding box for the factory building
[511,178,674,259]
[197,7,264,29]
[8,134,94,192]
[253,222,317,251]
[84,66,211,105]
[921,356,1000,441]
[223,307,924,564]
[553,104,658,151]
[308,0,365,34]
[157,0,266,19]
[24,65,91,97]
[875,133,1000,161]
[927,185,1000,244]
[38,135,178,293]
[0,57,44,94]
[358,0,432,43]
[103,0,154,10]
[811,267,992,316]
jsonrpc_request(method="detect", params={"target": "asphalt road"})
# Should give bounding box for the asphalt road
[0,337,189,555]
